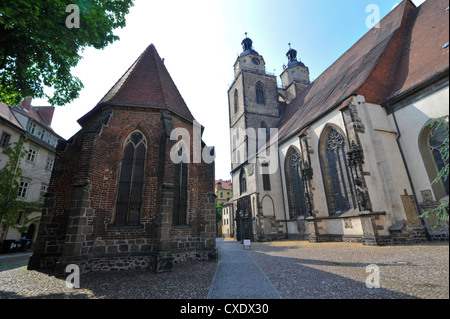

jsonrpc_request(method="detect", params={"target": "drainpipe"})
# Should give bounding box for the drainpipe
[278,149,289,239]
[386,103,431,241]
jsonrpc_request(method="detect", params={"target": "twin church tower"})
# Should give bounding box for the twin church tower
[228,34,310,171]
[227,34,311,241]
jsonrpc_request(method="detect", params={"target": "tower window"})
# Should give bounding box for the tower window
[234,89,239,114]
[255,82,266,105]
[240,168,247,195]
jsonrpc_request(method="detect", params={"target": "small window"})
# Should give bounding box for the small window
[18,180,30,199]
[40,184,48,202]
[46,155,55,170]
[26,148,37,163]
[28,122,36,135]
[0,132,11,148]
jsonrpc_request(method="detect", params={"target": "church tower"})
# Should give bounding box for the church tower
[228,34,280,171]
[279,44,310,104]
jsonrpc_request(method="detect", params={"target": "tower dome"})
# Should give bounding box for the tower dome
[240,33,259,57]
[286,43,305,68]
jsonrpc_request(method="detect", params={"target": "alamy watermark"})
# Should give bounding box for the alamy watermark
[65,264,80,289]
[66,4,80,29]
[366,4,381,29]
[170,120,279,175]
[365,264,380,289]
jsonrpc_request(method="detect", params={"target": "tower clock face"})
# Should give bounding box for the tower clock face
[251,57,260,65]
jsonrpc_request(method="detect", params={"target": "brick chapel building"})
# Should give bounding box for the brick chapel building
[28,44,217,274]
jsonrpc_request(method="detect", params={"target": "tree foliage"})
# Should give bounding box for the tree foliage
[216,202,223,223]
[0,0,134,106]
[0,138,42,233]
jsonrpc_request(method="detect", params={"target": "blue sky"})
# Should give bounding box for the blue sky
[35,0,425,180]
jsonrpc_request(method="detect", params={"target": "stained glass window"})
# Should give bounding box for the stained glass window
[323,129,356,215]
[116,132,147,226]
[429,124,449,195]
[173,160,188,226]
[285,148,307,219]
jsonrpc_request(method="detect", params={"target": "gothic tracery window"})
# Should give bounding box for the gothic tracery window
[116,131,147,226]
[255,82,265,105]
[173,159,188,226]
[285,148,307,219]
[321,128,356,216]
[428,123,449,196]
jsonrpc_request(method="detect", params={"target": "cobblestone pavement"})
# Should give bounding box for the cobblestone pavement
[0,240,448,299]
[0,254,216,299]
[247,240,449,299]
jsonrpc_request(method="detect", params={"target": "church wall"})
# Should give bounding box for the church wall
[354,99,409,231]
[389,84,449,204]
[30,106,217,273]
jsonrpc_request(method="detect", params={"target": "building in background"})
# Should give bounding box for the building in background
[228,0,448,244]
[215,179,232,205]
[0,98,63,249]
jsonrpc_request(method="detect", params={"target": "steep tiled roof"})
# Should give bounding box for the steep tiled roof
[80,44,194,124]
[0,102,23,129]
[215,180,232,190]
[277,0,449,142]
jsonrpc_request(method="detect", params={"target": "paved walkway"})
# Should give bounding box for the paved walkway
[207,238,281,299]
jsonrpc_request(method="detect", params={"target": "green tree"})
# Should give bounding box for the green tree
[420,116,449,226]
[0,0,134,106]
[216,202,223,224]
[0,138,42,234]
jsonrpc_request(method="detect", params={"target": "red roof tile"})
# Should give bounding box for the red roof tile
[94,44,194,122]
[277,0,449,142]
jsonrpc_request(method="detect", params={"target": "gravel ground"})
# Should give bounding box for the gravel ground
[247,241,449,299]
[0,255,217,299]
[0,241,448,299]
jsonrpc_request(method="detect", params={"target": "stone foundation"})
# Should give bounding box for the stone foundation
[52,247,218,277]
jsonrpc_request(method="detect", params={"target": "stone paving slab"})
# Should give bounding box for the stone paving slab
[247,240,449,299]
[207,239,281,299]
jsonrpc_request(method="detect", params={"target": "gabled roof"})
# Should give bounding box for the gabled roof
[79,44,194,125]
[277,0,449,142]
[0,102,23,130]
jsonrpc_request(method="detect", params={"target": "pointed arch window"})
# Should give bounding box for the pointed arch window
[285,147,307,219]
[240,168,247,195]
[321,128,356,216]
[116,131,147,226]
[173,145,189,226]
[234,89,239,114]
[255,82,265,105]
[419,120,449,199]
[428,124,449,196]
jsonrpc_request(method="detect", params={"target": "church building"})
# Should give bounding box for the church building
[28,44,217,274]
[228,0,449,245]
